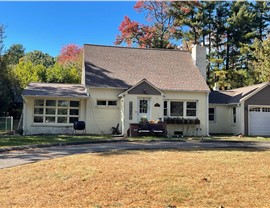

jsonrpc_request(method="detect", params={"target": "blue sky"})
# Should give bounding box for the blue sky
[0,1,146,57]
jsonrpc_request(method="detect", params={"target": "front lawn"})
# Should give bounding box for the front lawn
[0,134,115,148]
[1,134,270,149]
[1,150,270,207]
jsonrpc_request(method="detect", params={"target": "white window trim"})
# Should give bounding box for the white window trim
[96,99,118,108]
[33,99,80,125]
[164,100,198,118]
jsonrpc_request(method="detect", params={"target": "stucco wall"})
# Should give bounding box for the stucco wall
[209,104,241,135]
[23,97,87,135]
[23,87,209,136]
[86,88,208,136]
[164,91,209,136]
[86,88,123,134]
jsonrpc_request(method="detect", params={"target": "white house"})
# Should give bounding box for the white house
[22,44,210,136]
[209,82,270,136]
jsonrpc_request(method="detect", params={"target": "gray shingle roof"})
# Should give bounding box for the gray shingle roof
[22,83,88,98]
[83,44,209,92]
[209,83,267,104]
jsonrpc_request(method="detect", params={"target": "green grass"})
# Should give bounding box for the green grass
[0,134,116,148]
[1,134,270,149]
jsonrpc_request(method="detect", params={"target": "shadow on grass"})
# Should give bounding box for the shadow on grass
[0,134,115,147]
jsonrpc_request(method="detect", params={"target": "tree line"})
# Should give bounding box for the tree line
[115,1,270,90]
[0,25,82,117]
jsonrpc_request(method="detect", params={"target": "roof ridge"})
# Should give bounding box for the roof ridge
[84,43,190,53]
[230,82,267,91]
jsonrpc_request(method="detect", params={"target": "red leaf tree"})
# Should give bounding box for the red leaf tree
[115,1,178,49]
[58,44,82,66]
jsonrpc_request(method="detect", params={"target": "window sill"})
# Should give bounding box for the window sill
[32,123,73,127]
[96,106,119,109]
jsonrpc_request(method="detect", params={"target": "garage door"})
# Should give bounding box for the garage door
[249,107,270,136]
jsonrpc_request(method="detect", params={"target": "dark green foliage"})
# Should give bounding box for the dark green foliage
[23,50,55,68]
[169,1,270,89]
[3,44,25,65]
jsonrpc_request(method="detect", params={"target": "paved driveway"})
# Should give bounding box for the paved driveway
[1,140,270,169]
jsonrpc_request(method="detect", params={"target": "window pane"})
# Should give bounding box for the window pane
[58,100,68,107]
[69,117,79,123]
[187,102,196,109]
[209,108,215,114]
[57,117,67,123]
[70,109,79,115]
[108,100,117,106]
[164,101,168,116]
[70,101,79,107]
[97,100,106,106]
[34,116,43,123]
[164,101,167,108]
[45,117,55,123]
[58,108,68,115]
[34,100,44,106]
[46,100,56,107]
[187,110,196,117]
[139,100,148,113]
[34,108,44,115]
[46,108,56,115]
[129,101,133,120]
[170,102,183,116]
[209,115,215,121]
[164,109,168,116]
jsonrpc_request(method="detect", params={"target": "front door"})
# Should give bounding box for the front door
[138,98,150,122]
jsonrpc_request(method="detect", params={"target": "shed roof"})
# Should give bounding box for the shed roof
[83,44,209,92]
[22,83,88,98]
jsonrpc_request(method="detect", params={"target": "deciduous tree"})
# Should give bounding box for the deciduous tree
[115,1,177,48]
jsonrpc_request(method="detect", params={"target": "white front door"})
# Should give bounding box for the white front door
[138,98,150,122]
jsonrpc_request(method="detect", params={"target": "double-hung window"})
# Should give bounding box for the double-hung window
[209,108,215,122]
[186,102,197,117]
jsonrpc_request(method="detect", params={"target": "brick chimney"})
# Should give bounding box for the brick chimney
[191,44,206,80]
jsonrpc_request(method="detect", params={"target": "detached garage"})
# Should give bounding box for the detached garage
[209,82,270,136]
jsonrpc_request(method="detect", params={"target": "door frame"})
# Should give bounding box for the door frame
[137,98,151,122]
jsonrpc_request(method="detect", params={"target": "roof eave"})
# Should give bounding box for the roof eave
[22,95,89,99]
[240,82,269,103]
